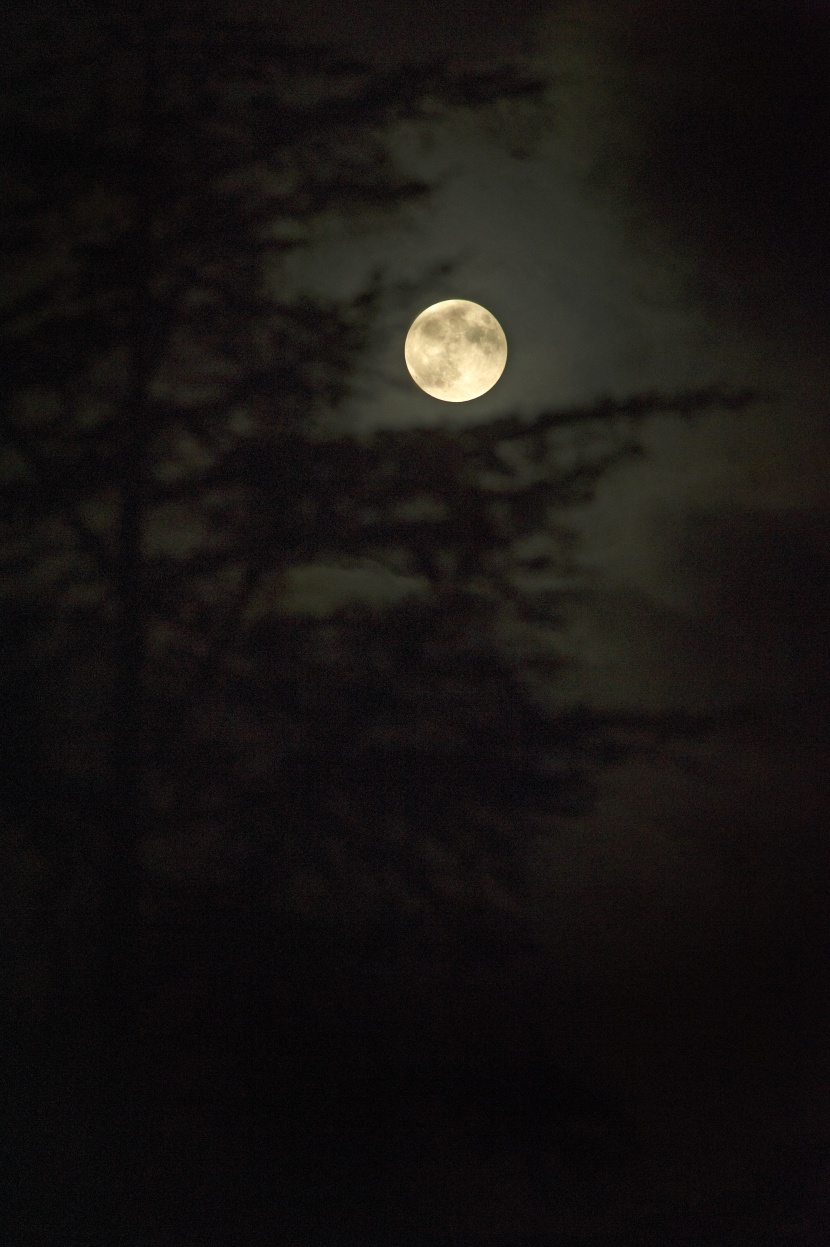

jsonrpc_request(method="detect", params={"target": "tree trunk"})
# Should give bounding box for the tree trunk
[96,6,162,1053]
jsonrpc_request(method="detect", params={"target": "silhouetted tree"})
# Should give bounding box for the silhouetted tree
[1,3,541,965]
[0,2,753,995]
[2,7,765,1240]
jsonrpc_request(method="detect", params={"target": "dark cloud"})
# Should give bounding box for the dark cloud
[680,508,830,702]
[617,0,830,306]
[250,0,555,66]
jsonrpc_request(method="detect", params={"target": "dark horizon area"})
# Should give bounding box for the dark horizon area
[2,2,829,1244]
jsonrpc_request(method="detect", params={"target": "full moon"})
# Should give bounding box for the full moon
[405,299,507,402]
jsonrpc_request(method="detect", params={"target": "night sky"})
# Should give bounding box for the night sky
[3,1,830,1244]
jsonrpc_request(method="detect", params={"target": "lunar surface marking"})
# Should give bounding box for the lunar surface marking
[405,299,508,401]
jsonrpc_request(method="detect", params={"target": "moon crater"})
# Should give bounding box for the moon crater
[405,299,507,402]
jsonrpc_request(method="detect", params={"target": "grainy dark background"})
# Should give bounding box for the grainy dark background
[2,2,829,1244]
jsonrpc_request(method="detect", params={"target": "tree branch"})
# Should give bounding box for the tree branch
[2,417,115,580]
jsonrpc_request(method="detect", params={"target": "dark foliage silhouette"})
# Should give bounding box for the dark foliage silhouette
[0,5,758,1241]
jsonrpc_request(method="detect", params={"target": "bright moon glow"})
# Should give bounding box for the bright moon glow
[405,299,507,402]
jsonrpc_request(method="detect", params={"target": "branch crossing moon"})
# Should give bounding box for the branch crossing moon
[405,299,507,402]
